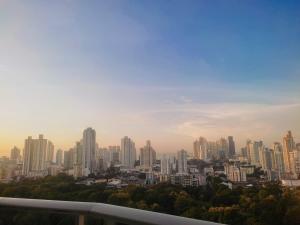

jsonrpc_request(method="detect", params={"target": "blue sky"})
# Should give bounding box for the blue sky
[0,0,300,154]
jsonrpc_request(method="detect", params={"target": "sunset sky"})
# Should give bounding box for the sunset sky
[1,0,300,155]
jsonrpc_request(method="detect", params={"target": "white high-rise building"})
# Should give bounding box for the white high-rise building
[56,149,63,166]
[282,131,295,176]
[73,141,83,166]
[259,147,273,171]
[22,136,34,176]
[228,136,236,158]
[120,136,136,169]
[177,149,188,174]
[22,135,51,177]
[294,144,300,177]
[193,137,208,160]
[161,154,171,175]
[10,146,21,162]
[140,140,156,171]
[73,141,83,178]
[98,147,111,170]
[247,141,262,166]
[82,128,96,176]
[64,148,74,170]
[208,141,218,159]
[108,146,121,164]
[216,138,229,159]
[273,142,285,177]
[46,141,54,163]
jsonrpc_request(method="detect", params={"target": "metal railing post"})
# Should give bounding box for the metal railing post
[78,214,85,225]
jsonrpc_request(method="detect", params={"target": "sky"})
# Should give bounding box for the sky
[0,0,300,155]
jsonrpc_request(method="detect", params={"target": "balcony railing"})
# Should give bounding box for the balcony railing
[0,197,223,225]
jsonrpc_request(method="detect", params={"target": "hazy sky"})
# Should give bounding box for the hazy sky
[1,0,300,155]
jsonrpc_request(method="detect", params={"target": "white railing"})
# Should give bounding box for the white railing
[0,197,223,225]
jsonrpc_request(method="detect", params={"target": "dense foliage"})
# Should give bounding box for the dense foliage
[0,174,299,225]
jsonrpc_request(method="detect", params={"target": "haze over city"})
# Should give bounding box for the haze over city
[1,0,300,154]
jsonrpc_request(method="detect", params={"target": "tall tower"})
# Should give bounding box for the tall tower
[177,149,188,174]
[120,136,136,169]
[161,154,171,175]
[32,135,48,173]
[228,136,236,158]
[46,141,54,163]
[283,131,295,175]
[272,142,284,178]
[193,137,208,160]
[259,147,273,171]
[248,141,262,166]
[73,141,83,178]
[293,145,300,177]
[10,146,21,162]
[56,149,63,166]
[193,140,200,159]
[246,140,252,163]
[22,135,50,177]
[108,146,121,163]
[22,136,34,176]
[140,140,156,171]
[63,148,74,170]
[82,128,96,176]
[74,141,83,166]
[216,138,228,159]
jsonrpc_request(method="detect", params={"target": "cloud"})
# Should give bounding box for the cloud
[170,102,300,147]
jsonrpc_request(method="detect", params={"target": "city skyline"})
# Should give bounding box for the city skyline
[1,128,299,157]
[5,129,299,181]
[1,1,300,154]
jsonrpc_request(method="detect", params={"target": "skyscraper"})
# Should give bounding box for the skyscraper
[193,140,200,159]
[10,146,21,162]
[228,136,236,158]
[161,154,171,175]
[64,148,74,170]
[22,135,51,177]
[177,149,188,174]
[46,141,54,163]
[108,146,121,164]
[193,137,208,160]
[292,143,300,177]
[248,140,262,166]
[55,149,63,166]
[240,147,248,158]
[140,140,156,171]
[22,136,34,176]
[245,140,252,163]
[216,138,228,159]
[73,141,83,178]
[98,147,111,170]
[208,141,218,159]
[273,142,285,177]
[82,128,96,176]
[259,147,273,171]
[120,136,136,169]
[282,131,295,176]
[73,141,83,166]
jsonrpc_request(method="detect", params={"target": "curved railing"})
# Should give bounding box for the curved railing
[0,197,223,225]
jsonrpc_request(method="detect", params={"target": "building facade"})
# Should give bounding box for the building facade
[82,128,96,176]
[177,149,188,174]
[120,136,136,169]
[22,135,53,177]
[282,131,295,177]
[140,140,156,171]
[56,149,63,166]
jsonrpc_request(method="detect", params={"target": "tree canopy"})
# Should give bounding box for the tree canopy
[0,174,299,225]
